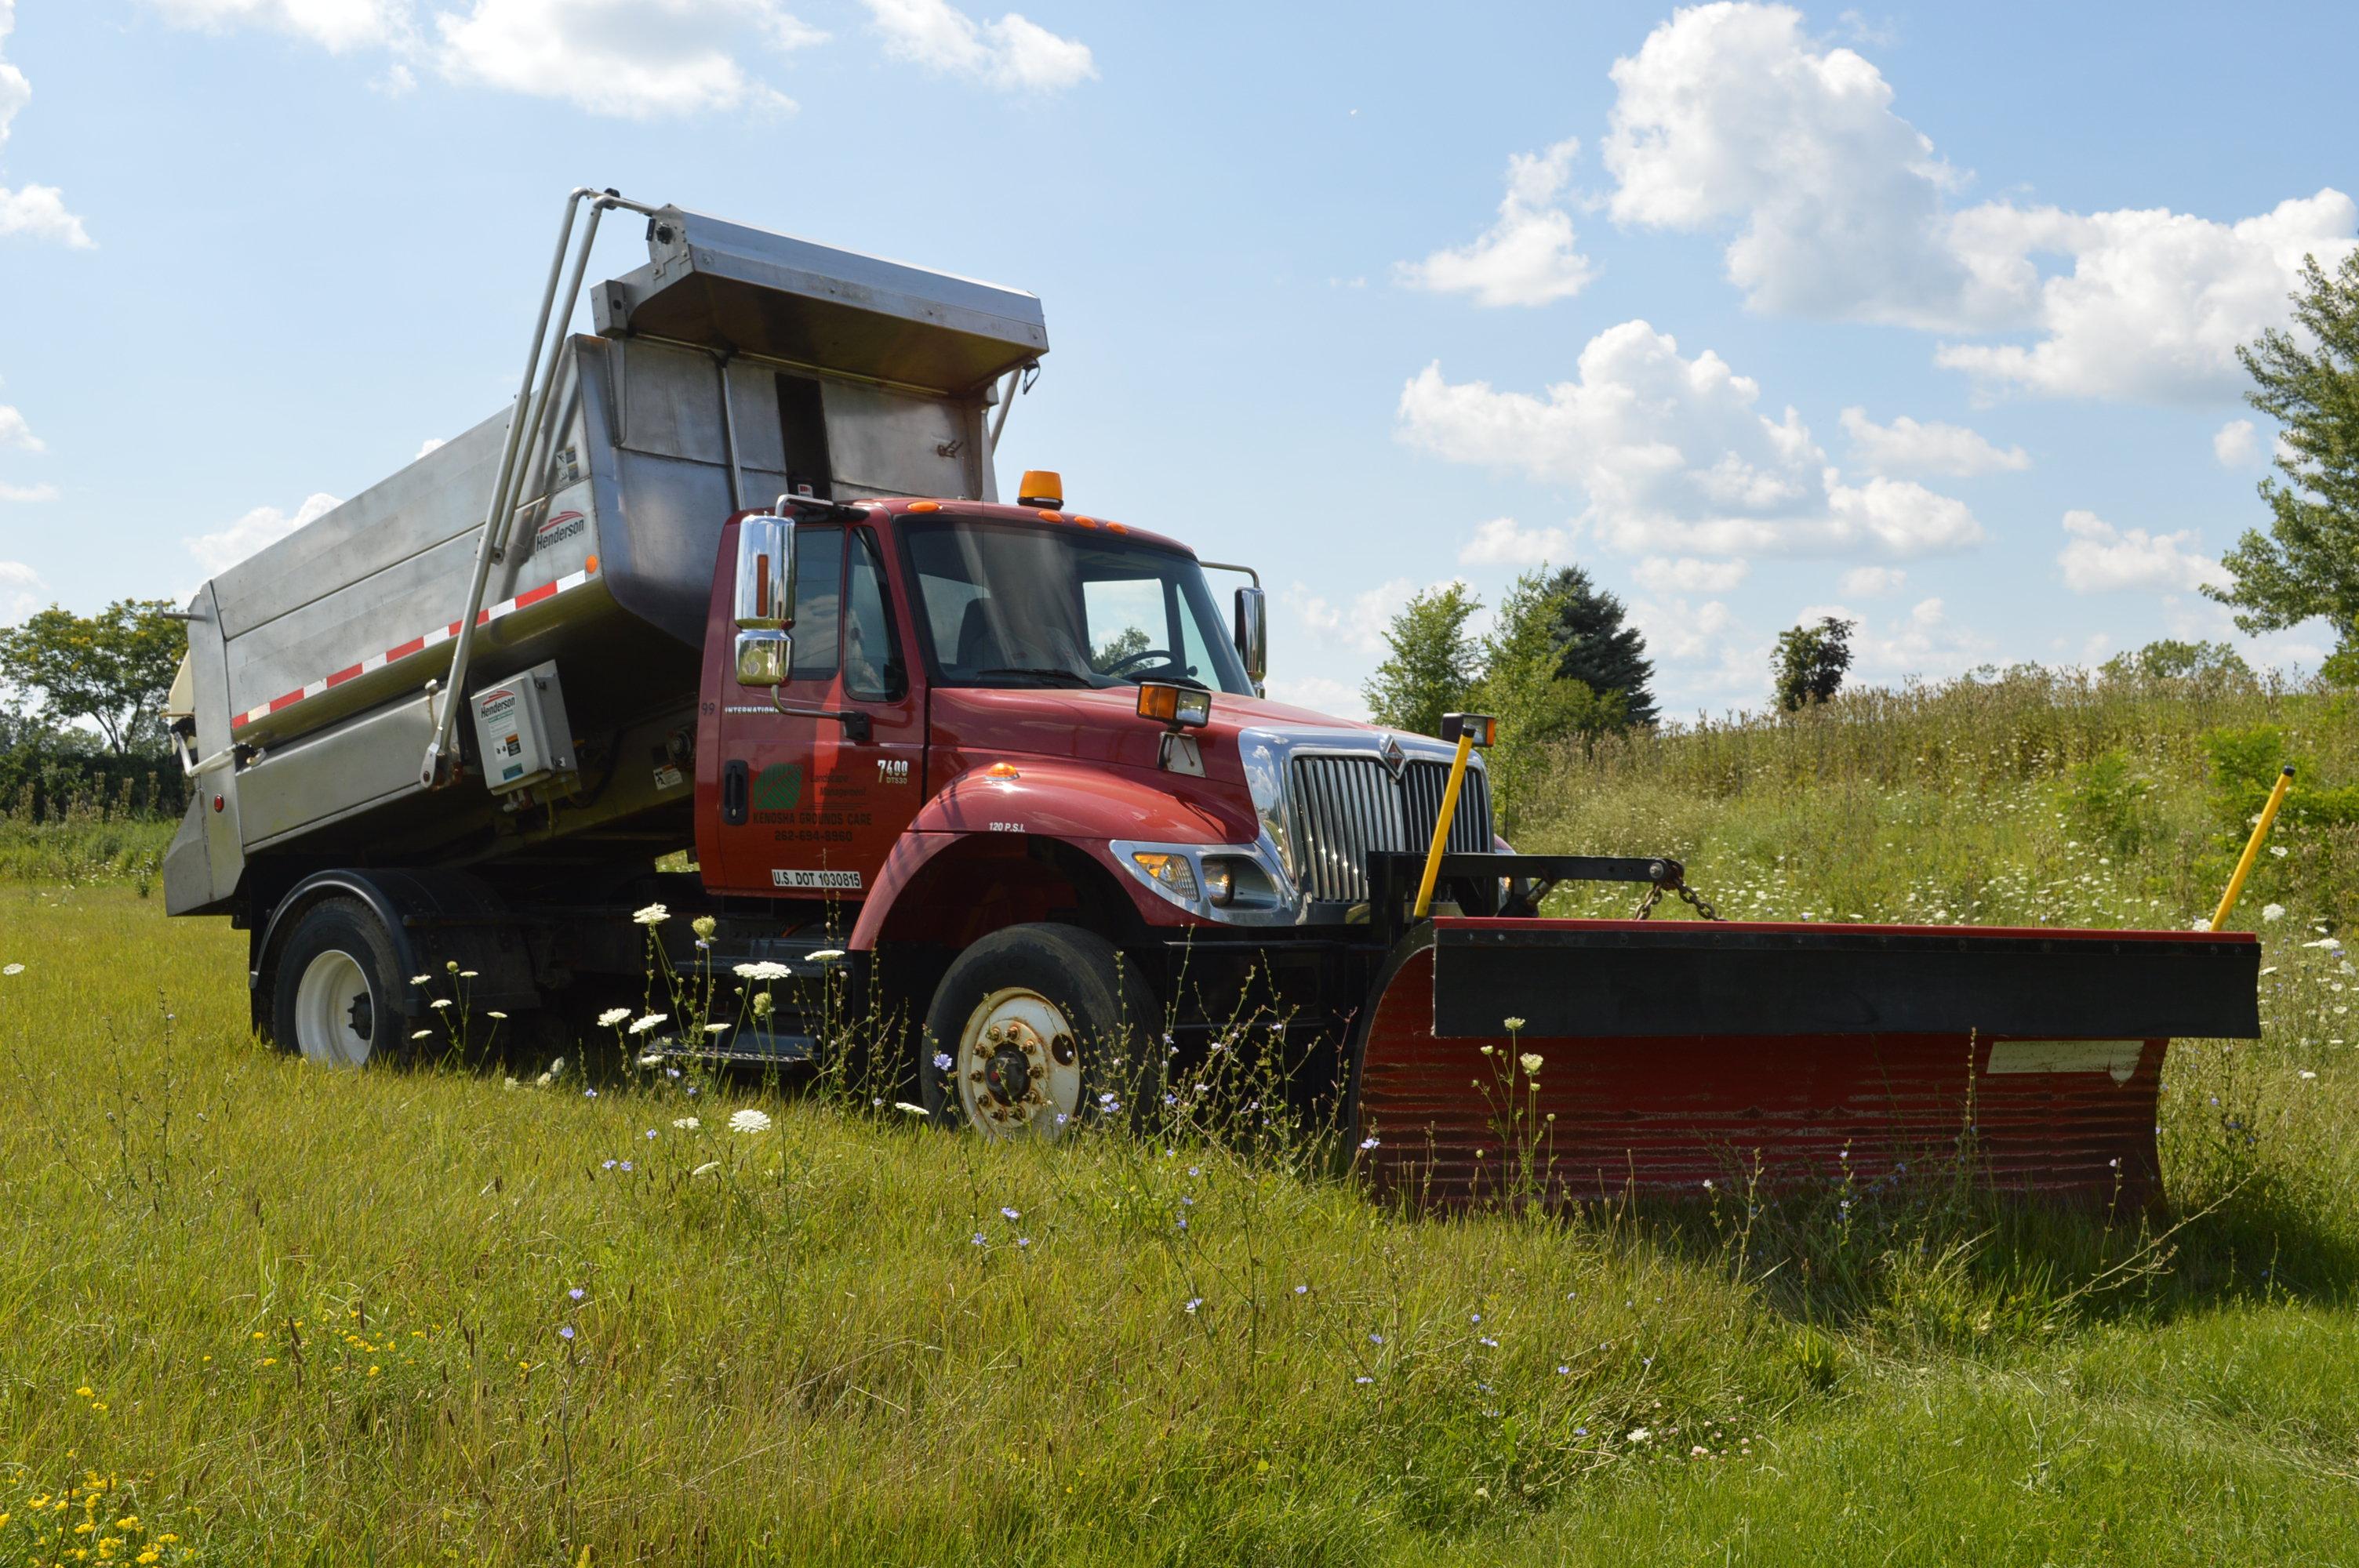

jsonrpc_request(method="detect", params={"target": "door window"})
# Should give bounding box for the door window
[787,524,841,687]
[844,528,905,700]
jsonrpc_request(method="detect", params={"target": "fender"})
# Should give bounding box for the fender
[849,757,1246,949]
[251,867,542,1027]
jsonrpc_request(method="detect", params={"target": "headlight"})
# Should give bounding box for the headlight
[1203,863,1235,906]
[1130,851,1199,900]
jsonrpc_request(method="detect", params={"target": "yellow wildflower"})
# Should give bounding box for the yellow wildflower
[75,1386,93,1398]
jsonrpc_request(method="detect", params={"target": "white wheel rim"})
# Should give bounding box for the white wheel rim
[955,986,1082,1140]
[293,949,375,1067]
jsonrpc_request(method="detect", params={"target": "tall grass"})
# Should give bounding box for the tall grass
[2,669,2359,1563]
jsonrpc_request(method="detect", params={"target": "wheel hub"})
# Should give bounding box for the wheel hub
[957,989,1084,1139]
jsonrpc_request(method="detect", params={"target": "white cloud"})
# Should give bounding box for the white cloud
[1837,407,2026,477]
[0,1,92,248]
[1263,673,1368,722]
[0,183,91,248]
[1398,138,1594,307]
[0,401,40,451]
[1459,516,1576,567]
[1598,2,2357,402]
[1634,556,1748,593]
[2212,417,2262,468]
[416,436,447,459]
[436,0,822,118]
[186,492,340,576]
[1852,596,1990,679]
[1285,576,1428,658]
[864,0,1094,90]
[0,480,56,502]
[1839,564,1905,597]
[1397,320,1983,560]
[1933,193,2359,401]
[144,0,407,51]
[1630,594,1734,663]
[0,557,39,622]
[2055,508,2226,595]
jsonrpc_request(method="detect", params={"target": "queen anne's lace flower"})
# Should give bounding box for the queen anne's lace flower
[628,1013,668,1035]
[596,1007,631,1028]
[632,903,671,926]
[734,960,792,981]
[729,1108,772,1134]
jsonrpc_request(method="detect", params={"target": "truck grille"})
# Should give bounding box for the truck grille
[1286,755,1494,904]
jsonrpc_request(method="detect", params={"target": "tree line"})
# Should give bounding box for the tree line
[0,599,188,821]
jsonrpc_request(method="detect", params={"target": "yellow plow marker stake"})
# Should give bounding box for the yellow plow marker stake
[2212,764,2294,931]
[1412,731,1475,920]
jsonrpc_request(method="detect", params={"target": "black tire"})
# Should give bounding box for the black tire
[269,898,409,1068]
[917,923,1161,1138]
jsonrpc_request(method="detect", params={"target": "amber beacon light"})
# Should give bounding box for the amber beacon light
[1016,470,1064,508]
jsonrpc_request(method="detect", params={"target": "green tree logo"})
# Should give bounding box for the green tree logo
[752,762,804,811]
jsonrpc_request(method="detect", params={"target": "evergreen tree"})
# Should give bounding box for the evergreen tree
[1362,583,1481,738]
[2207,251,2359,645]
[1772,615,1856,711]
[1541,566,1656,727]
[1471,572,1625,828]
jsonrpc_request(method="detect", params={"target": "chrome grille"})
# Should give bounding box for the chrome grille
[1285,754,1494,904]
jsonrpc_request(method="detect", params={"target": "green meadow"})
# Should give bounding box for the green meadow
[4,667,2359,1565]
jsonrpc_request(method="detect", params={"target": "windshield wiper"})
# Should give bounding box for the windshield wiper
[972,666,1099,688]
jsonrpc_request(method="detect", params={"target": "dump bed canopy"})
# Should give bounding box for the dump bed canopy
[593,207,1048,395]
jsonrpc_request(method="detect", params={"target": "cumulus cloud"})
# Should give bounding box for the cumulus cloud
[1285,577,1414,659]
[0,480,56,502]
[0,557,38,622]
[0,1,92,248]
[864,0,1094,90]
[1396,320,1983,560]
[144,0,408,51]
[1598,2,2356,402]
[1398,138,1594,307]
[2055,509,2226,594]
[0,401,40,451]
[436,0,823,118]
[1459,517,1577,567]
[2212,417,2262,468]
[1839,564,1906,597]
[186,492,340,576]
[1263,673,1369,722]
[1837,407,2027,477]
[144,0,827,118]
[1634,556,1748,593]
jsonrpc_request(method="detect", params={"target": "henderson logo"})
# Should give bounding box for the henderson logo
[533,510,587,554]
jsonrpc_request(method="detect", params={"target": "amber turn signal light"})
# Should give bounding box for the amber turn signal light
[1137,682,1211,729]
[1441,712,1496,747]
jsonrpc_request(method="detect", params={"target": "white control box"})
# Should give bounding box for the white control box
[470,661,576,794]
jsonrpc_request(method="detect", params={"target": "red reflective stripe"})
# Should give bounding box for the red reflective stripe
[511,580,559,610]
[325,663,365,688]
[386,636,426,661]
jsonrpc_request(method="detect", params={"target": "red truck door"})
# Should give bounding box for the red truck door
[710,521,923,902]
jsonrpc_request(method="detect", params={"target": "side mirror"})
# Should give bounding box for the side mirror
[1233,585,1267,684]
[734,516,794,631]
[736,630,793,688]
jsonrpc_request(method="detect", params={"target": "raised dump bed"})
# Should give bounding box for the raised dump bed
[166,203,1047,916]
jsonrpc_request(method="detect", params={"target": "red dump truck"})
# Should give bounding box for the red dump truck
[162,189,2259,1203]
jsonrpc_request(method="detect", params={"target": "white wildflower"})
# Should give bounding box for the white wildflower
[691,1160,721,1178]
[2305,937,2342,949]
[411,1029,432,1040]
[1628,1428,1651,1443]
[704,1022,729,1034]
[1519,1051,1543,1074]
[487,1010,507,1019]
[894,1101,930,1116]
[807,948,847,963]
[596,1007,631,1028]
[672,1116,700,1130]
[733,960,792,981]
[459,968,479,978]
[430,997,453,1011]
[408,974,428,986]
[729,1108,773,1134]
[2263,903,2286,923]
[692,915,718,940]
[503,1076,519,1091]
[638,1051,667,1068]
[628,1012,668,1035]
[632,902,671,925]
[2271,845,2290,858]
[1503,1015,1526,1031]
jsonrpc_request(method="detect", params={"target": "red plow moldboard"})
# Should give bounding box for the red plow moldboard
[1348,917,2261,1208]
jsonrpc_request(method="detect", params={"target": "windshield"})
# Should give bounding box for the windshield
[901,517,1255,695]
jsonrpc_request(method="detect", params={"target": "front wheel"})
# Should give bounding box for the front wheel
[270,898,406,1068]
[918,924,1161,1139]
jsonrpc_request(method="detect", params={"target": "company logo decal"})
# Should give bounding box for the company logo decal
[533,510,587,554]
[752,762,804,811]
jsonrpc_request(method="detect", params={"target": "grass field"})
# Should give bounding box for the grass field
[5,670,2359,1564]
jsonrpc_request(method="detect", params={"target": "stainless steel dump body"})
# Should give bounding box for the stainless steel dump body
[165,206,1045,915]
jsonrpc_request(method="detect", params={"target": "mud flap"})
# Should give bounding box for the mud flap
[1346,917,2260,1208]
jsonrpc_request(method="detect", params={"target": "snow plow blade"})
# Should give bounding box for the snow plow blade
[1347,917,2261,1208]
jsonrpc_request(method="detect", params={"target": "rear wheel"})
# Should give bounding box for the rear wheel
[271,898,405,1068]
[918,924,1161,1139]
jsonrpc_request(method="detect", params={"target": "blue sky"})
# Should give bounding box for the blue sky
[2,0,2354,720]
